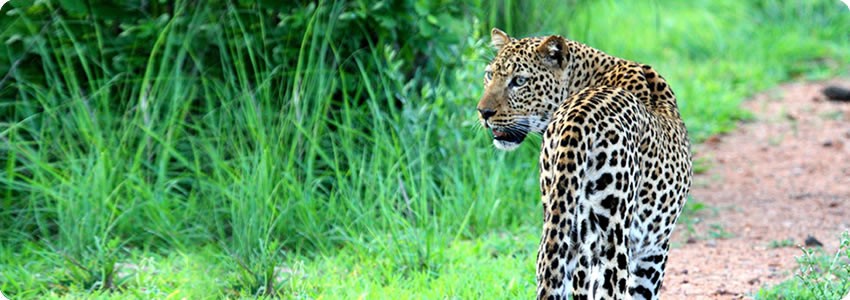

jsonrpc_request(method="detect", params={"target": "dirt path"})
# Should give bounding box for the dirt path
[661,80,850,299]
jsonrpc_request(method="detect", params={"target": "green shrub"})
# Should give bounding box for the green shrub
[757,232,850,299]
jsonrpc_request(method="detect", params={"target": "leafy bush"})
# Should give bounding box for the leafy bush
[757,232,850,299]
[0,0,517,294]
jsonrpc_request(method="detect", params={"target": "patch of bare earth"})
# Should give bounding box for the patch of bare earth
[661,80,850,299]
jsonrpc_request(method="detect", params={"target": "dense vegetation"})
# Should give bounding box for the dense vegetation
[0,0,848,298]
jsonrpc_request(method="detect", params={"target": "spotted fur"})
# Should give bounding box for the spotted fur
[476,28,692,300]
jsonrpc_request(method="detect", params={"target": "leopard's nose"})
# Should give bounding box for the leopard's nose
[478,108,497,120]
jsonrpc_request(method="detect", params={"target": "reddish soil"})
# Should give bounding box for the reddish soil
[661,80,850,299]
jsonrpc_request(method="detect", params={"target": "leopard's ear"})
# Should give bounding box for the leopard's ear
[536,35,568,68]
[491,28,511,50]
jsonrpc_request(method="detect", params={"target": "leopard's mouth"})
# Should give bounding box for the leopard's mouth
[490,127,528,151]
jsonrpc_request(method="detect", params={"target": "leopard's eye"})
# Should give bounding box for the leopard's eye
[485,71,493,81]
[510,76,528,87]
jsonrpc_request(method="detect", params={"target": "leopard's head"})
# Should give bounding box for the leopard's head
[477,28,570,151]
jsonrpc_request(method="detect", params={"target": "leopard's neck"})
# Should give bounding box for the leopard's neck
[562,40,624,97]
[561,40,684,121]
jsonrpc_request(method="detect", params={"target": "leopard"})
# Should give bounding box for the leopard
[476,28,692,300]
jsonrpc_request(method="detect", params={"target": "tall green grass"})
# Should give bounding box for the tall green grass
[0,0,848,298]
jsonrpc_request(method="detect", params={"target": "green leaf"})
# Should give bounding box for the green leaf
[57,0,86,16]
[426,14,438,25]
[339,11,357,21]
[379,17,397,29]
